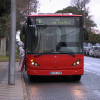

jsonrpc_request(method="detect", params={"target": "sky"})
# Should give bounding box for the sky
[38,0,100,30]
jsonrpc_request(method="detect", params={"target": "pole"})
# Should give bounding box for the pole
[84,0,86,28]
[8,0,16,85]
[35,0,37,13]
[28,0,30,15]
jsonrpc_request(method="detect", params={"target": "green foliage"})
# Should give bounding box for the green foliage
[0,47,19,62]
[56,6,83,15]
[0,0,10,16]
[0,0,39,38]
[0,14,10,38]
[0,0,11,38]
[0,55,9,62]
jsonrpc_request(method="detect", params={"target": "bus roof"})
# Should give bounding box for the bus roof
[28,13,82,17]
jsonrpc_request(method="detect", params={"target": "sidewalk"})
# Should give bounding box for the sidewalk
[0,62,28,100]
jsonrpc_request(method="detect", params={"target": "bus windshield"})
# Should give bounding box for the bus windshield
[27,26,83,54]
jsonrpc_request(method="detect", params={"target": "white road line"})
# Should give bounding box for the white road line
[84,69,100,76]
[84,63,91,65]
[89,62,100,65]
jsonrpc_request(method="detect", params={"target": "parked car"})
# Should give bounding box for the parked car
[90,46,100,58]
[93,46,100,58]
[84,47,91,56]
[89,48,95,57]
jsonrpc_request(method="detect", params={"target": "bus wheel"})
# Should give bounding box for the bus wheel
[28,75,36,82]
[28,75,33,81]
[72,75,81,81]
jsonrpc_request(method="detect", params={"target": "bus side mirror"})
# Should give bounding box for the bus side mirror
[83,28,89,40]
[23,25,26,35]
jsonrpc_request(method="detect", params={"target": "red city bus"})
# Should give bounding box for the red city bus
[23,13,88,81]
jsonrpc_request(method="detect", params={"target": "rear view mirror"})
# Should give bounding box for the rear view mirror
[23,24,26,35]
[83,28,89,40]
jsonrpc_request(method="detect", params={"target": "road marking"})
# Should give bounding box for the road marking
[84,63,91,65]
[0,66,8,83]
[84,62,100,66]
[84,69,100,76]
[89,62,100,65]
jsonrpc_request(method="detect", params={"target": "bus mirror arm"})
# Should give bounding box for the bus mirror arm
[83,28,89,40]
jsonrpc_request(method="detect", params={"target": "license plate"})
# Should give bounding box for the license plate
[50,72,62,75]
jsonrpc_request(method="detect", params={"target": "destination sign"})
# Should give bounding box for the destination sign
[36,17,75,25]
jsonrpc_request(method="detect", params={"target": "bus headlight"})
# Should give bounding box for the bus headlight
[71,59,80,66]
[31,60,40,66]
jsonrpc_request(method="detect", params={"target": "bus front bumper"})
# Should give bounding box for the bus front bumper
[27,69,84,76]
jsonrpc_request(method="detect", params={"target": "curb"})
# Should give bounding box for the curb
[0,65,8,83]
[22,72,28,100]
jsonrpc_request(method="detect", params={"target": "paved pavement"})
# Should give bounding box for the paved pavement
[0,62,28,100]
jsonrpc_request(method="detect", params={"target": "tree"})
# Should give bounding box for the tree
[0,0,40,38]
[70,0,90,10]
[85,31,100,44]
[16,0,39,31]
[17,0,39,15]
[0,15,10,38]
[0,0,11,38]
[0,0,10,16]
[70,0,96,29]
[16,0,39,43]
[0,1,11,56]
[56,6,82,14]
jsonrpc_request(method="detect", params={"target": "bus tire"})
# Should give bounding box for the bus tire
[72,75,81,81]
[28,75,33,81]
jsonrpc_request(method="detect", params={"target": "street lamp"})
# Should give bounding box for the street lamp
[34,0,37,13]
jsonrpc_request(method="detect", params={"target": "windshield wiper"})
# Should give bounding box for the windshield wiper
[34,51,75,57]
[34,50,56,57]
[34,53,43,57]
[67,53,75,57]
[44,50,52,53]
[34,51,52,57]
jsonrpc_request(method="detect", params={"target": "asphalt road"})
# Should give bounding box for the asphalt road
[23,56,100,100]
[84,56,100,76]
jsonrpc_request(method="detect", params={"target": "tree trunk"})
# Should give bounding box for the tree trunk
[0,37,6,56]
